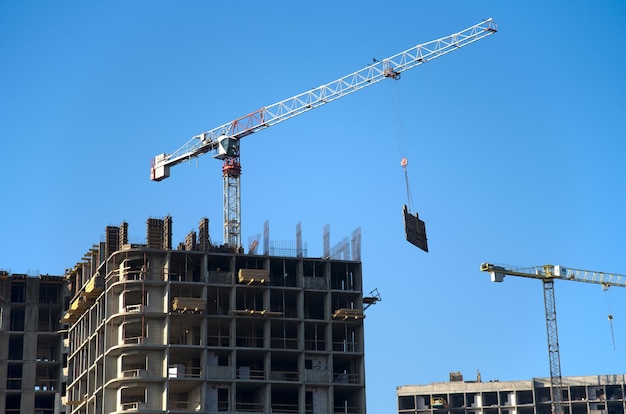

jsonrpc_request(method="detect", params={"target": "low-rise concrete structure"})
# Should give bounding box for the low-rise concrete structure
[398,373,626,414]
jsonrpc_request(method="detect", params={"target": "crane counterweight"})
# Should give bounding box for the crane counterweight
[151,154,170,181]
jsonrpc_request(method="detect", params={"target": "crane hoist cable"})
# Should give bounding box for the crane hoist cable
[388,73,408,160]
[608,313,616,350]
[401,157,414,212]
[603,285,617,350]
[386,73,416,213]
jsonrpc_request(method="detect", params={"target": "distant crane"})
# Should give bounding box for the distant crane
[150,19,497,250]
[479,263,626,414]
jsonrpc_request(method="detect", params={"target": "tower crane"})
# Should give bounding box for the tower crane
[479,263,626,414]
[150,19,497,250]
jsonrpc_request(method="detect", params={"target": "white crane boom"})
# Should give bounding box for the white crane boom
[151,18,497,249]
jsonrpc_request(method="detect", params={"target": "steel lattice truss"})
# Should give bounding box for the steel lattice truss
[484,264,626,288]
[153,18,497,170]
[542,279,564,414]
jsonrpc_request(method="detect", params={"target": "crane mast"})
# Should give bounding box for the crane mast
[151,19,497,249]
[480,263,626,414]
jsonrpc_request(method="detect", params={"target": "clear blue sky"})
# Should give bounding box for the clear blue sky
[2,1,625,412]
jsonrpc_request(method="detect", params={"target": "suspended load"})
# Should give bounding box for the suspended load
[403,204,428,252]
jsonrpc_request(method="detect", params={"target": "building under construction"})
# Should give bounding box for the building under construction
[62,216,375,414]
[397,373,626,414]
[0,271,69,414]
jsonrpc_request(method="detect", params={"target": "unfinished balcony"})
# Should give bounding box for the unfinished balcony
[235,319,265,348]
[35,365,59,391]
[333,389,362,414]
[206,351,235,381]
[169,251,203,282]
[232,285,281,318]
[332,324,361,353]
[269,257,298,287]
[235,383,266,413]
[270,320,299,350]
[304,322,327,351]
[36,335,60,363]
[270,289,298,318]
[168,350,202,380]
[121,321,146,345]
[167,392,202,412]
[330,262,360,291]
[122,288,148,314]
[271,384,300,413]
[120,353,149,379]
[116,385,149,413]
[237,351,266,381]
[169,318,201,346]
[6,363,22,390]
[207,286,230,316]
[333,354,362,386]
[270,353,300,382]
[207,319,231,347]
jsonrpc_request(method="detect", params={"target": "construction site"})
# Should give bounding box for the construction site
[2,252,625,414]
[1,14,625,414]
[0,18,498,414]
[394,263,626,414]
[0,214,371,413]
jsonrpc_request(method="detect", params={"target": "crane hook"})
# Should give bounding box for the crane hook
[608,314,616,350]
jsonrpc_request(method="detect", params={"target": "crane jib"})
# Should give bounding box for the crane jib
[155,18,498,170]
[229,108,267,139]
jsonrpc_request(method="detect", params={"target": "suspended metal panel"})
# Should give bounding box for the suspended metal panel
[403,205,428,252]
